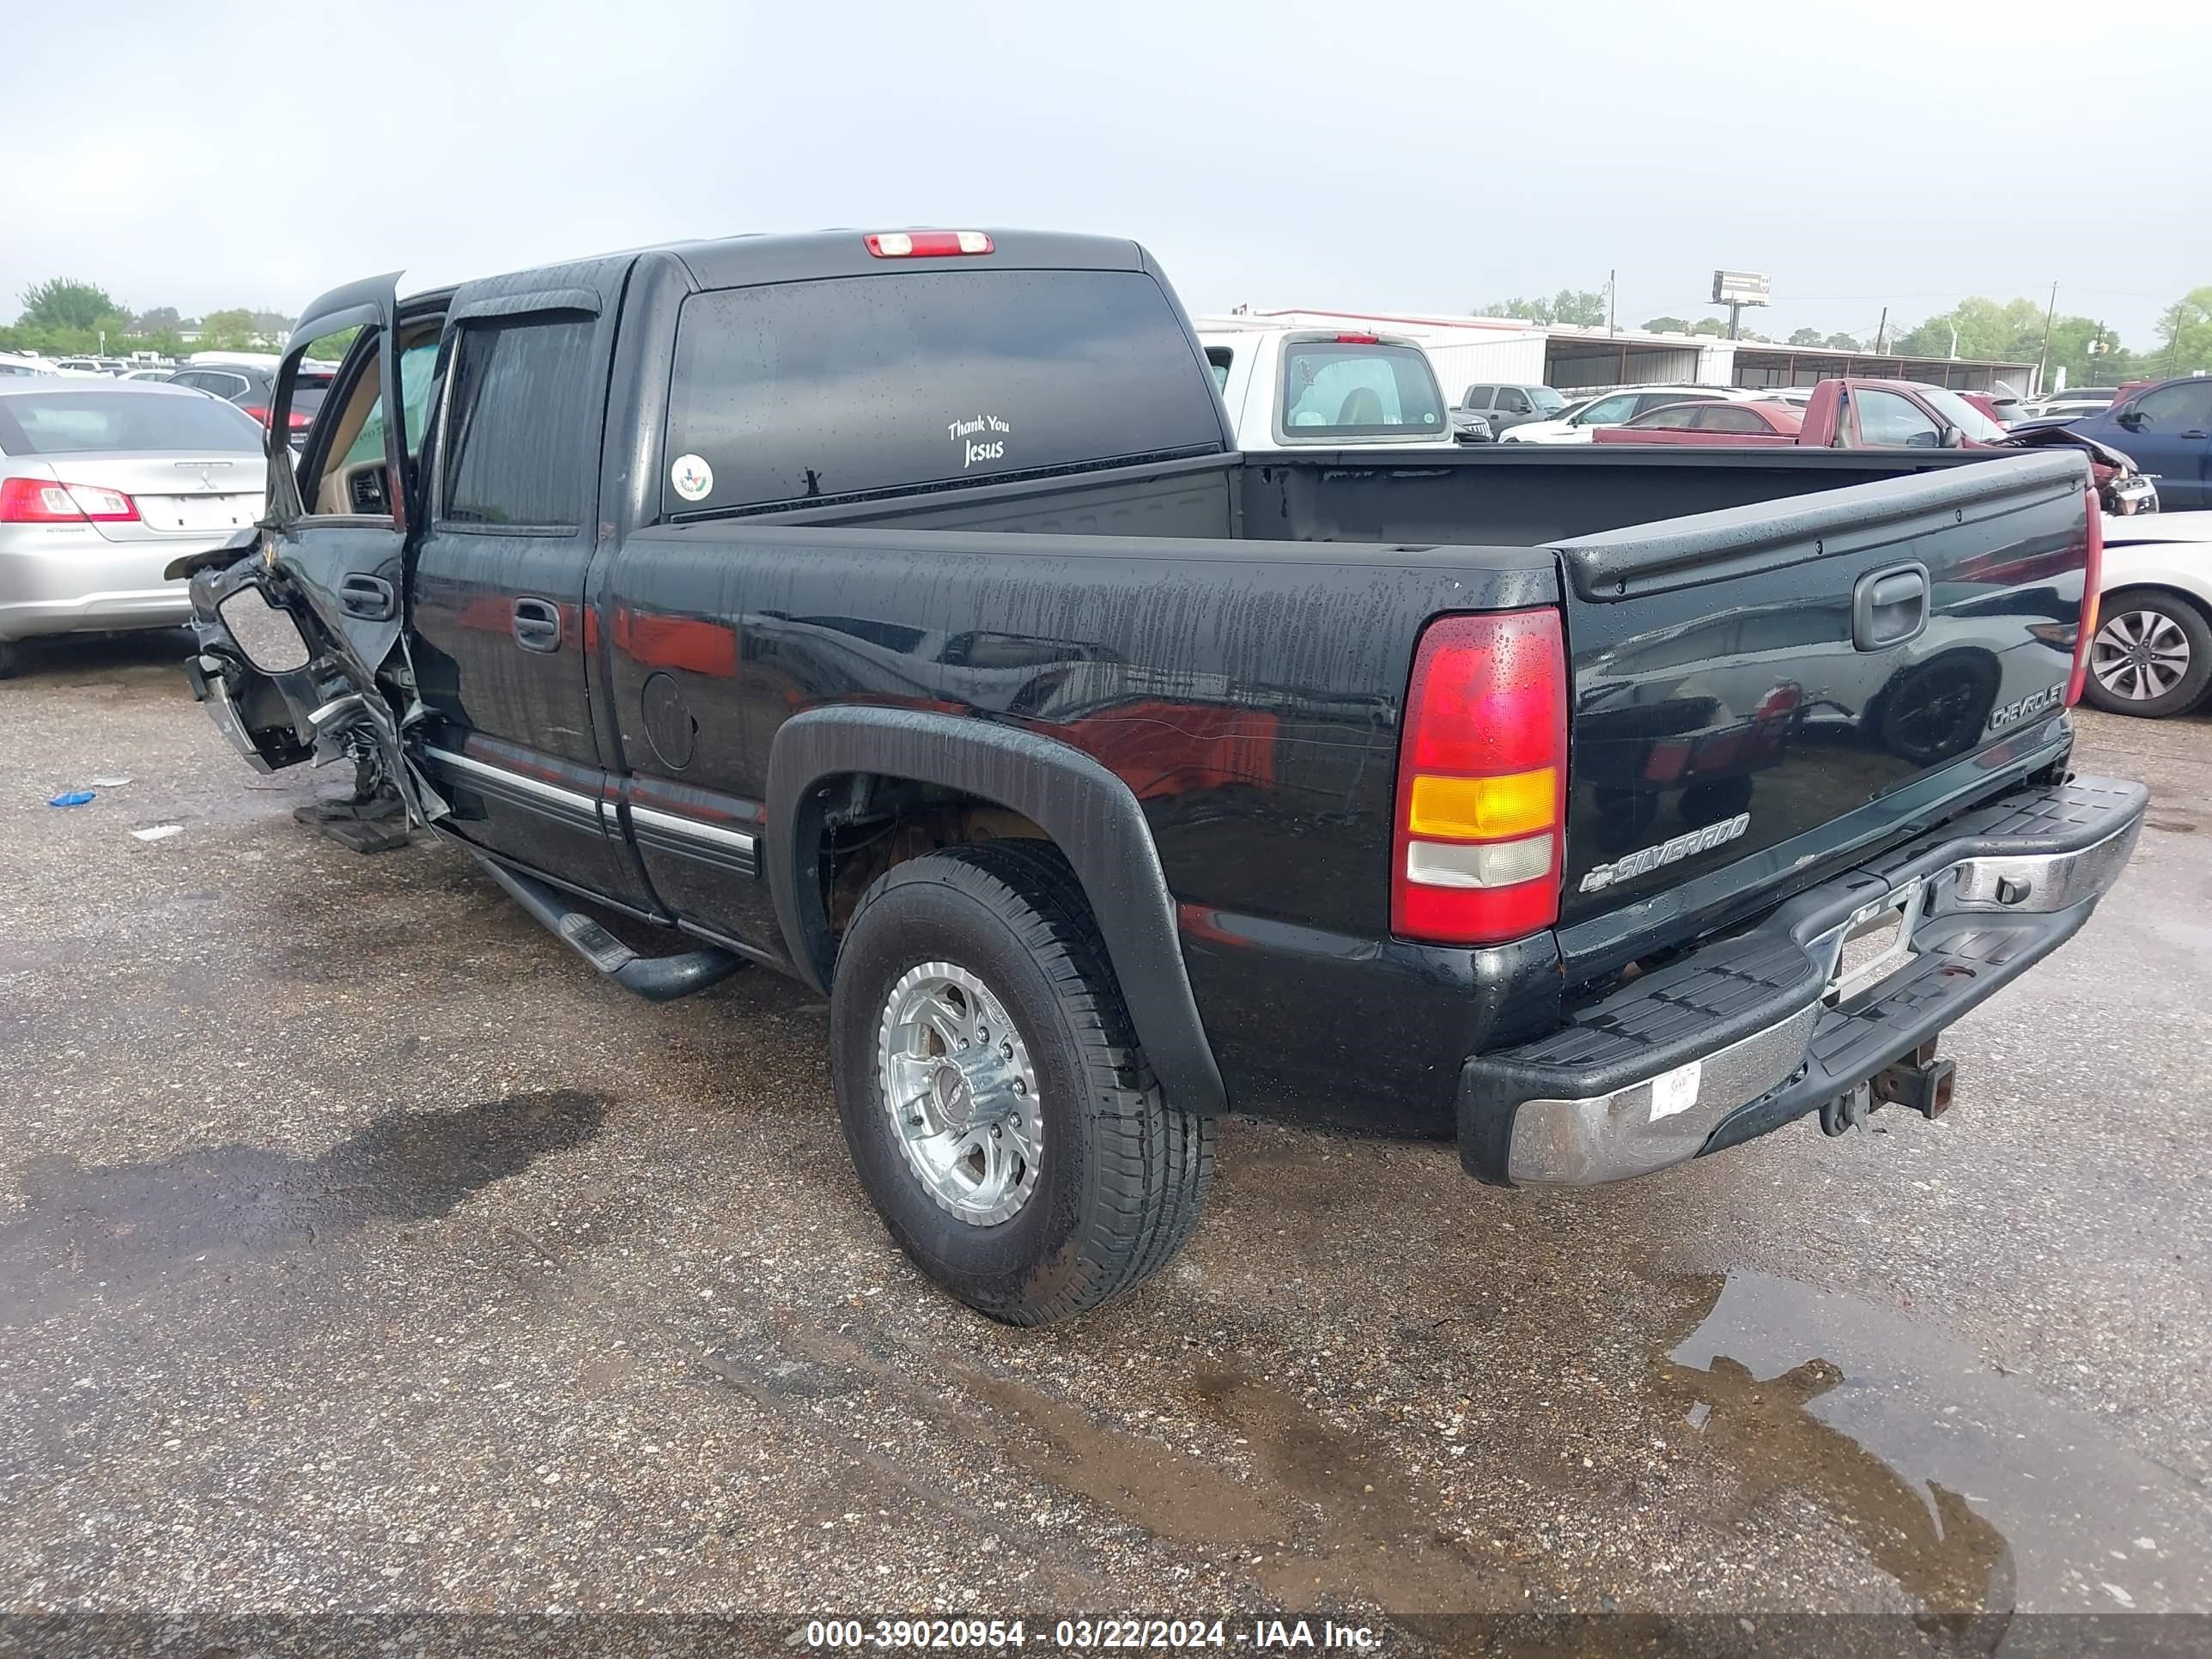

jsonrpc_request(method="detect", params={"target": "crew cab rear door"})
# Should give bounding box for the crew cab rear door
[1552,449,2094,976]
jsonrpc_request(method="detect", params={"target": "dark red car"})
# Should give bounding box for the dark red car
[1595,378,2155,514]
[1592,399,1803,444]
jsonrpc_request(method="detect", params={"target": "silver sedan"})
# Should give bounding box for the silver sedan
[0,380,265,676]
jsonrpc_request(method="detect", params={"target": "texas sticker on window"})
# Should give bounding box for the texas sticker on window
[670,453,714,501]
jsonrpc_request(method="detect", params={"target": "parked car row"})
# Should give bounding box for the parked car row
[0,349,336,441]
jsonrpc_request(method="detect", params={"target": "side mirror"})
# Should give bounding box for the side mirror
[1937,422,1964,449]
[2116,408,2145,432]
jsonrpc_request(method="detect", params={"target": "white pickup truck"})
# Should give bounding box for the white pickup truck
[1194,321,1458,451]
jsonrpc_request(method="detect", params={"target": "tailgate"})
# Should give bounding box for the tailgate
[1553,449,2093,957]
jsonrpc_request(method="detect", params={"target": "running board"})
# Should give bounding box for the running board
[469,852,746,1002]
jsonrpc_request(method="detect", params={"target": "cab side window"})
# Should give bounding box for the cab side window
[440,316,595,527]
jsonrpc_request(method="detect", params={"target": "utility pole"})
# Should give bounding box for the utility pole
[1874,307,1888,354]
[1726,299,1743,340]
[1607,269,1617,336]
[2036,281,2059,394]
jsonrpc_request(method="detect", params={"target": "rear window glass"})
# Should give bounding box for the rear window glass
[1279,343,1444,438]
[1205,347,1232,391]
[664,269,1223,514]
[0,390,264,455]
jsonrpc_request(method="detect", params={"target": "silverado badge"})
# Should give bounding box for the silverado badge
[1579,811,1751,894]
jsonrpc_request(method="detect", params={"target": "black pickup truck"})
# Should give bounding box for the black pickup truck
[179,228,2144,1326]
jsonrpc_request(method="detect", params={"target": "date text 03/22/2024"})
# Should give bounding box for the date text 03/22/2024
[800,1617,1381,1650]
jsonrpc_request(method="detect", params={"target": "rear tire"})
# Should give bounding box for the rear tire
[829,841,1213,1326]
[2081,588,2212,719]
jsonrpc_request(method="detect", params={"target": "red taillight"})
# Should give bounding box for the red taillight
[1393,609,1568,945]
[865,230,994,258]
[2065,486,2103,708]
[240,404,271,426]
[1334,333,1382,344]
[288,409,313,429]
[0,477,139,523]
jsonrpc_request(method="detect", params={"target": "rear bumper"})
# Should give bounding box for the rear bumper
[1457,775,2146,1186]
[0,586,191,641]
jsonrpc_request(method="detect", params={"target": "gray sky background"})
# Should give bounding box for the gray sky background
[9,0,2209,348]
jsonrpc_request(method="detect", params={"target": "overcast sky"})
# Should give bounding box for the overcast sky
[9,1,2209,349]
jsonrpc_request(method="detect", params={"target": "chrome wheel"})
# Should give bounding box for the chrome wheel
[2091,608,2191,702]
[874,962,1042,1226]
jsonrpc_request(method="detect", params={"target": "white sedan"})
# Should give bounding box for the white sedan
[1499,385,1765,443]
[2088,513,2212,719]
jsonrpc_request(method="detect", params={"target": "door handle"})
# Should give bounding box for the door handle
[2181,429,2208,441]
[1852,562,1929,651]
[339,574,397,621]
[512,597,562,653]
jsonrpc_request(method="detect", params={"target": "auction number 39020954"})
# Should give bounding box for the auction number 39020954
[803,1618,1380,1650]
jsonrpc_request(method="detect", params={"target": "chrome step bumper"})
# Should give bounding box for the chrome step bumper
[1457,775,2147,1187]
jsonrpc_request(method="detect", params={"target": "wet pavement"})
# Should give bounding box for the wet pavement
[1,632,2209,1650]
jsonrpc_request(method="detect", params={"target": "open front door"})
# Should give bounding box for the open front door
[220,272,454,823]
[265,272,414,681]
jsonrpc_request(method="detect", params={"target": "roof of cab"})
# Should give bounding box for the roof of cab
[659,228,1149,291]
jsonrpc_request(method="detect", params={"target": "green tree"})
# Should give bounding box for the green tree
[1476,288,1607,327]
[1788,326,1825,346]
[197,307,258,350]
[1824,332,1863,352]
[1640,315,1692,333]
[131,306,180,334]
[19,277,129,333]
[1479,295,1555,324]
[305,327,358,362]
[2154,287,2212,376]
[1548,288,1607,327]
[1885,294,2170,388]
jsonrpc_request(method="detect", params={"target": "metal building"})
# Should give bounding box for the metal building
[1217,308,2041,399]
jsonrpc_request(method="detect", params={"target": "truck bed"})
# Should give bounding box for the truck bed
[598,443,2093,1121]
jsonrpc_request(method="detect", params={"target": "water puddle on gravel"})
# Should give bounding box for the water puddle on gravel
[0,1089,610,1323]
[963,1364,1523,1613]
[1655,1270,2209,1617]
[965,1268,2207,1628]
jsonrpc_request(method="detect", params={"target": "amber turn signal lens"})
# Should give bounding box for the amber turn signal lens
[1407,768,1557,842]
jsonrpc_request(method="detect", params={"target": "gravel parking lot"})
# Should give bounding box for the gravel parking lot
[2,631,2208,1649]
